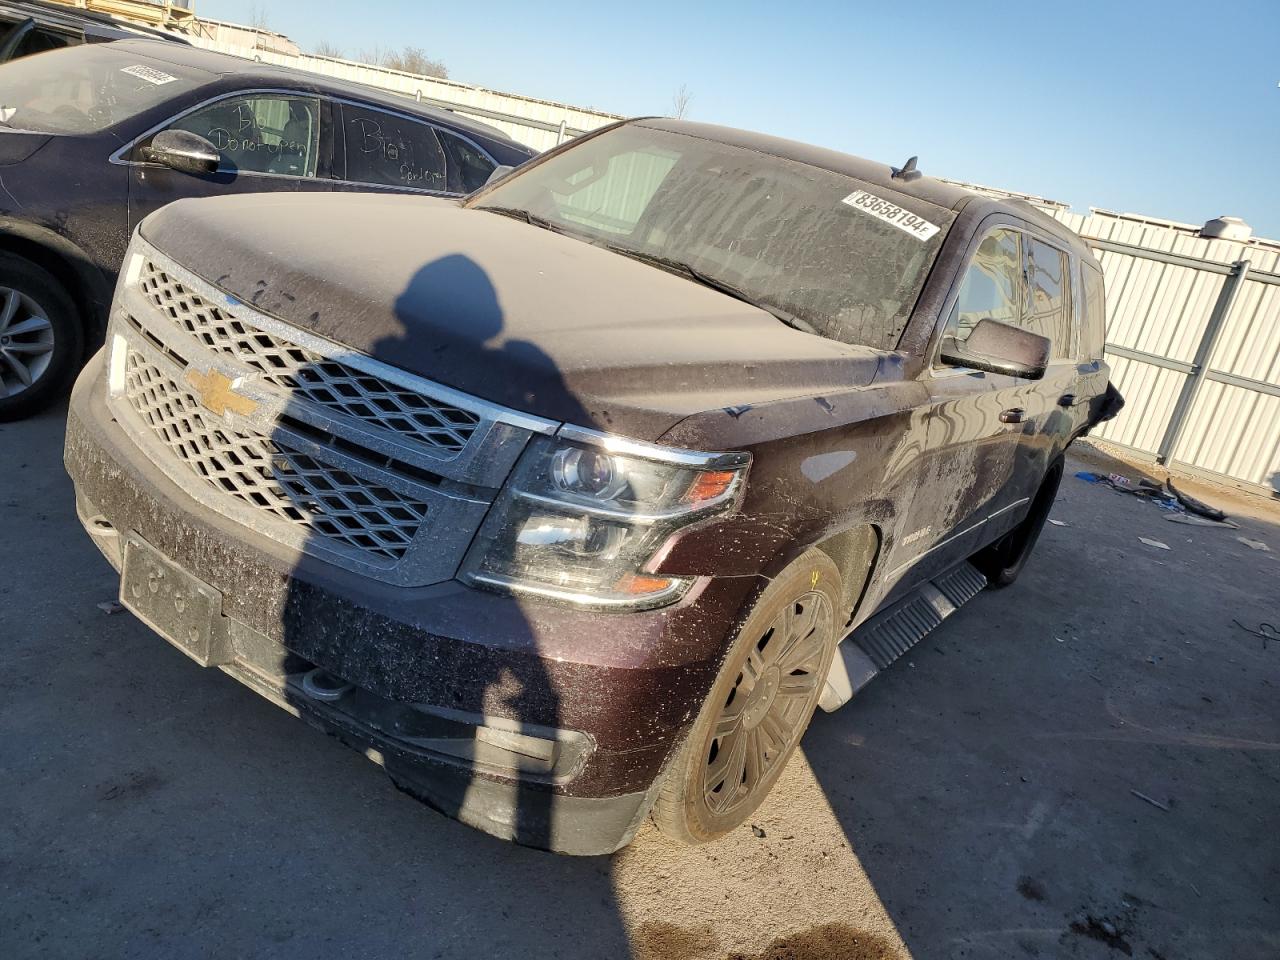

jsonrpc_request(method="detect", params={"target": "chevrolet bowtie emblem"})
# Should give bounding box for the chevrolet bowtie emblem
[184,368,258,418]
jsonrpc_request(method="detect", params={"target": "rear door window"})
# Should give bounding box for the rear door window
[1068,255,1084,360]
[342,106,448,191]
[160,94,320,177]
[1023,237,1071,358]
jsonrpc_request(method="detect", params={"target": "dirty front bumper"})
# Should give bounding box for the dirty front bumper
[64,352,752,855]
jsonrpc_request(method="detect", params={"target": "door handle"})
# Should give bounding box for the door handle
[999,407,1025,424]
[1058,394,1076,407]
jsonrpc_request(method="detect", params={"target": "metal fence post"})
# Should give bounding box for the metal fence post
[1155,258,1251,465]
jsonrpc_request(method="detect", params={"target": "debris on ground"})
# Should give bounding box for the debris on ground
[750,824,766,839]
[1231,620,1278,650]
[1139,537,1170,550]
[1069,914,1134,954]
[1048,519,1069,526]
[1166,478,1227,521]
[1236,536,1271,552]
[1016,875,1048,901]
[1165,513,1238,528]
[1075,471,1241,531]
[1076,471,1179,508]
[1130,789,1171,812]
[96,600,123,615]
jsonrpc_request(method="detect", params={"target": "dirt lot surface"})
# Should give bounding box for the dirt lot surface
[2,404,1277,960]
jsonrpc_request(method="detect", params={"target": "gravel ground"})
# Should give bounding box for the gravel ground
[2,402,1277,960]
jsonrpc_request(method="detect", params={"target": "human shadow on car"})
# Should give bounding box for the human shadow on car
[266,253,602,854]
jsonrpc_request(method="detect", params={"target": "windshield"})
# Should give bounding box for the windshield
[0,45,205,135]
[472,124,954,350]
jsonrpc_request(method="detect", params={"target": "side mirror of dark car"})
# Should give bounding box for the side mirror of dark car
[484,164,514,187]
[939,318,1050,381]
[144,130,220,176]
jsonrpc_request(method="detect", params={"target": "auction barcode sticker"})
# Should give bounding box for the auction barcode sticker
[120,64,177,85]
[841,190,940,241]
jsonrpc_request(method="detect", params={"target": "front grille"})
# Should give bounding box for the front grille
[138,261,481,455]
[122,351,430,562]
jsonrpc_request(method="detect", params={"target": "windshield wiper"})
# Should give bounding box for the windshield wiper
[478,205,564,234]
[600,245,820,335]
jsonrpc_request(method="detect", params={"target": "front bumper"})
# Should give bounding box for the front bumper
[64,352,755,854]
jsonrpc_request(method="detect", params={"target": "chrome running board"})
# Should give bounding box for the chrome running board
[819,562,987,712]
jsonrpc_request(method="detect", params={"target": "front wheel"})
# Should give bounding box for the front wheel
[0,251,83,422]
[651,551,841,844]
[974,459,1064,588]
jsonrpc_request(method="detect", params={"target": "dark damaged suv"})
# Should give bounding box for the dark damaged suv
[65,119,1120,854]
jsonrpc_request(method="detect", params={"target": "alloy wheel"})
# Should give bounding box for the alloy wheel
[0,286,55,399]
[702,590,833,815]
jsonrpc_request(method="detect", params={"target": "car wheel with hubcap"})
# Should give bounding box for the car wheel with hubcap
[0,251,83,422]
[651,550,841,844]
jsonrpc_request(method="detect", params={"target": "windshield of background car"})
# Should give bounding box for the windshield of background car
[0,45,206,134]
[472,124,955,350]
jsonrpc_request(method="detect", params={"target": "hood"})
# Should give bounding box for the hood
[141,192,894,442]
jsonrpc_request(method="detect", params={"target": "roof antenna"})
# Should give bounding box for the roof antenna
[891,156,921,182]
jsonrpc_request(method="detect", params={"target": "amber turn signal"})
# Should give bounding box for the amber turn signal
[682,470,738,505]
[615,573,679,596]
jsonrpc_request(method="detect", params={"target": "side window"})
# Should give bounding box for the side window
[1080,265,1107,361]
[163,95,320,177]
[343,108,448,191]
[438,130,496,194]
[1024,238,1070,358]
[941,227,1022,349]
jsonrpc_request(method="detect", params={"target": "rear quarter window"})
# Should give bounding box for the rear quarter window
[438,130,496,194]
[1081,264,1107,361]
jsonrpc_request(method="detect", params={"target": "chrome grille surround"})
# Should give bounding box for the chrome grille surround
[106,240,557,587]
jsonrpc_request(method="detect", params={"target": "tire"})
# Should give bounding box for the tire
[0,251,84,422]
[974,458,1064,588]
[651,550,841,844]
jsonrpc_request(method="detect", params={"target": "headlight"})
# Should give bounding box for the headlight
[461,427,749,609]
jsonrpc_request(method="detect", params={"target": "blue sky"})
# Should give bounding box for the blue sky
[210,0,1280,238]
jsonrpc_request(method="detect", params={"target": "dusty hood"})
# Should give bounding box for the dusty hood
[140,192,892,442]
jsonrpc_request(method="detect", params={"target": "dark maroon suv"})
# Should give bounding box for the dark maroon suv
[64,118,1120,854]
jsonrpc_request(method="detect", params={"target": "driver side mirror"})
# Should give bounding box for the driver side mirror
[940,318,1049,380]
[484,164,514,187]
[144,129,220,176]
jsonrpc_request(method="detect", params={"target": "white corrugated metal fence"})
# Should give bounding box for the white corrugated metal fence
[1050,210,1280,491]
[186,37,621,151]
